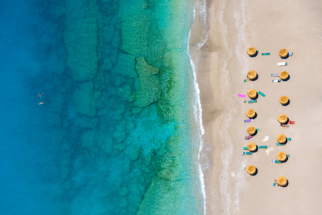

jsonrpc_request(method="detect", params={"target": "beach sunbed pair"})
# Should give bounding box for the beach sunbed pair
[261,52,292,57]
[243,146,267,150]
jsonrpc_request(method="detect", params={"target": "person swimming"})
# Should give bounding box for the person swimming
[38,93,43,97]
[38,102,44,105]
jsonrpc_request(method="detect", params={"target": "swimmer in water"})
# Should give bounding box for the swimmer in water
[38,102,44,105]
[38,93,43,97]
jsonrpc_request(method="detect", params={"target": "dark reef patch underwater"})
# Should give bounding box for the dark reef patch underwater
[0,0,204,214]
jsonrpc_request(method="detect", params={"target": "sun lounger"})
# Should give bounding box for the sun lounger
[245,136,253,140]
[243,152,252,155]
[259,146,267,149]
[277,62,287,66]
[271,74,279,77]
[276,143,286,146]
[244,79,249,82]
[280,124,290,128]
[244,119,253,123]
[243,147,248,150]
[262,53,270,55]
[289,52,293,56]
[248,100,257,104]
[258,91,266,97]
[287,138,291,141]
[272,79,281,83]
[272,160,282,164]
[238,94,246,98]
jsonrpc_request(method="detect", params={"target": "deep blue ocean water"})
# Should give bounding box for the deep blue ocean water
[0,0,203,214]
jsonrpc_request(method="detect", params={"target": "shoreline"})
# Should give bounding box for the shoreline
[188,0,209,213]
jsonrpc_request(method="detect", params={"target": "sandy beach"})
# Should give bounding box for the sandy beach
[190,0,322,214]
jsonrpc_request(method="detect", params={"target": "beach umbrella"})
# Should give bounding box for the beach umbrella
[246,109,256,118]
[247,70,257,80]
[247,89,257,99]
[277,176,288,186]
[247,165,256,175]
[247,142,257,152]
[279,96,289,105]
[280,71,289,80]
[247,126,256,135]
[277,152,287,162]
[247,47,257,56]
[279,49,288,58]
[278,114,288,124]
[276,134,287,144]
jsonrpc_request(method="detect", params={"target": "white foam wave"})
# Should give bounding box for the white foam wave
[188,0,208,214]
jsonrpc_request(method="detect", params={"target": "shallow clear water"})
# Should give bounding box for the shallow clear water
[0,0,203,214]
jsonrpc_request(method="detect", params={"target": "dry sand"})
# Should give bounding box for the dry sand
[190,0,322,214]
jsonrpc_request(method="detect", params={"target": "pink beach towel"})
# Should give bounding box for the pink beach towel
[238,94,246,98]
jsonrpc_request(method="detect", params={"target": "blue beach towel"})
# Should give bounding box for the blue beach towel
[276,143,286,146]
[287,138,291,141]
[248,100,257,104]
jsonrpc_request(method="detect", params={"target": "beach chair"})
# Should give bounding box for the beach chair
[277,62,287,66]
[261,53,270,55]
[258,91,266,97]
[272,79,281,83]
[258,146,267,149]
[289,52,293,56]
[276,143,286,146]
[273,182,278,186]
[248,100,257,104]
[244,79,249,82]
[243,152,252,155]
[245,136,253,140]
[244,119,253,123]
[243,147,248,150]
[287,154,290,157]
[287,138,291,141]
[256,128,261,131]
[272,160,282,164]
[271,74,279,77]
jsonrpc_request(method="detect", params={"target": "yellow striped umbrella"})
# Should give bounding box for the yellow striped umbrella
[277,152,287,162]
[279,96,289,105]
[277,176,287,186]
[247,165,257,175]
[247,126,256,135]
[278,114,288,124]
[279,49,288,58]
[247,47,257,56]
[247,142,257,152]
[247,89,257,99]
[246,109,256,118]
[247,70,257,80]
[280,71,289,80]
[276,134,287,144]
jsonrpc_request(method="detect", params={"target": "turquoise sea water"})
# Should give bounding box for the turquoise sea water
[0,0,203,214]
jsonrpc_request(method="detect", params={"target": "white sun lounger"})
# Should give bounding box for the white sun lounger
[277,62,287,66]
